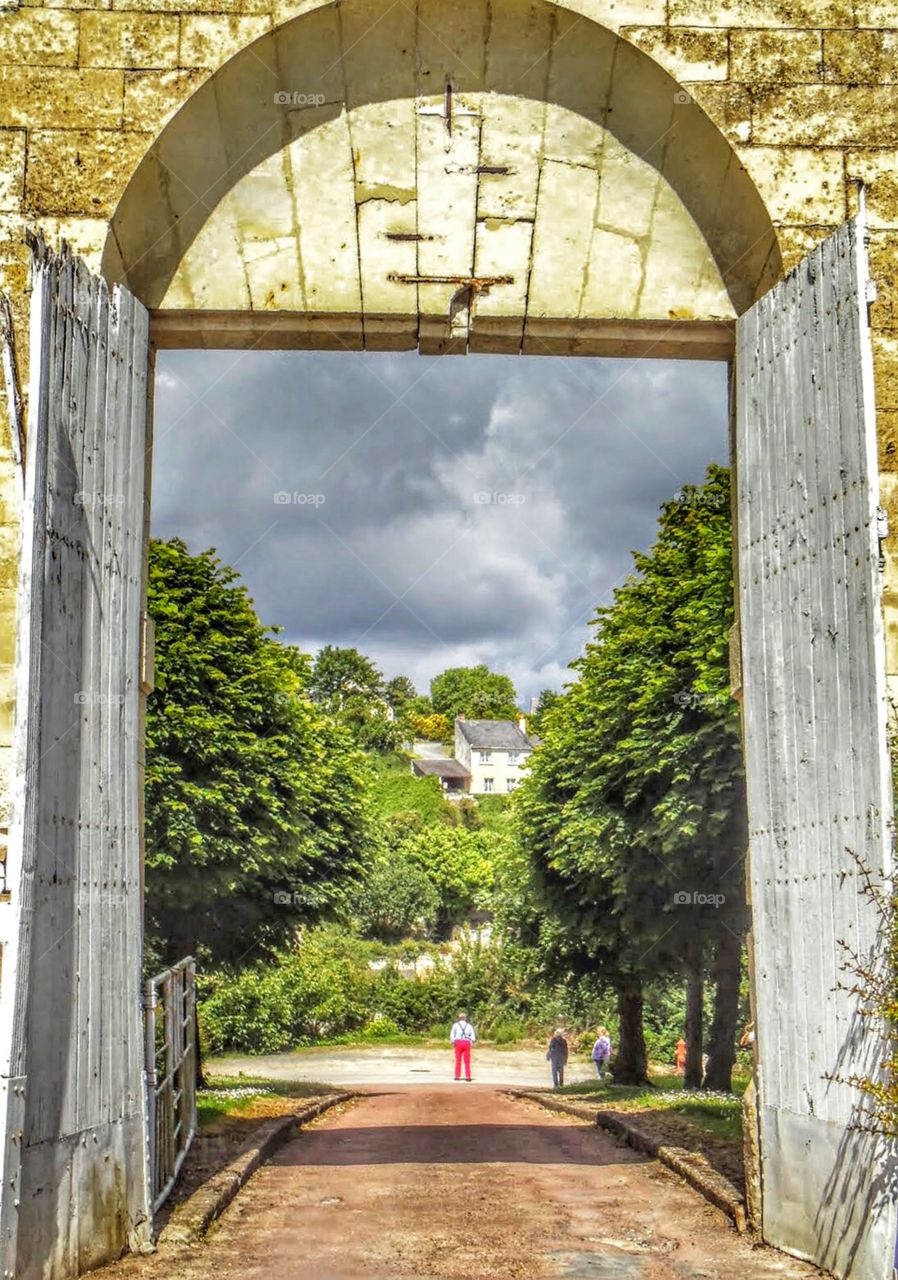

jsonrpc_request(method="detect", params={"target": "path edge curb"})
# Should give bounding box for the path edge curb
[508,1088,747,1234]
[156,1091,356,1249]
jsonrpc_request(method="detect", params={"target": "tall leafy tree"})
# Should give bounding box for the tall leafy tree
[144,539,372,967]
[518,465,747,1088]
[431,664,518,721]
[310,645,385,709]
[385,674,417,712]
[309,645,402,753]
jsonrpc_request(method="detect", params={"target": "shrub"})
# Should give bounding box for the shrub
[349,850,440,942]
[200,927,374,1053]
[358,1016,403,1041]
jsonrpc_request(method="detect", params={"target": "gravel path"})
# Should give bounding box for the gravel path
[88,1087,821,1280]
[208,1043,599,1087]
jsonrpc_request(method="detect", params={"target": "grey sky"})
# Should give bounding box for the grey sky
[151,350,728,705]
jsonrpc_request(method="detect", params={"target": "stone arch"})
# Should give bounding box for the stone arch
[103,0,782,347]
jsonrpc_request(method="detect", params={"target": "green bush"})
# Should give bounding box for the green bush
[484,1016,529,1044]
[200,927,374,1053]
[348,850,440,942]
[358,1016,403,1041]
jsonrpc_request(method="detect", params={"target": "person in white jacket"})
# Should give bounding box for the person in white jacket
[450,1011,476,1081]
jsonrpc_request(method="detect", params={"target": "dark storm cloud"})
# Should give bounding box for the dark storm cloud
[152,348,728,702]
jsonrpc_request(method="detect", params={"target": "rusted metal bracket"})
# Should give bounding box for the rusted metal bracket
[388,274,513,287]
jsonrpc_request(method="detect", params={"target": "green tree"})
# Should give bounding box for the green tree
[431,664,518,721]
[309,645,403,753]
[144,539,371,967]
[517,465,747,1088]
[529,689,561,734]
[399,825,499,927]
[310,645,384,709]
[385,674,417,712]
[348,850,440,942]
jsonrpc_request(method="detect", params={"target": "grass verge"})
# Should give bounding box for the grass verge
[198,1076,333,1128]
[552,1071,750,1143]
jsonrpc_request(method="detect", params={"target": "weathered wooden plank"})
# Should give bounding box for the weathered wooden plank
[736,217,896,1279]
[0,241,152,1278]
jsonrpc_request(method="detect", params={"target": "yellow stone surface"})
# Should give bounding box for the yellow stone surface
[26,129,153,216]
[822,29,898,85]
[729,29,823,84]
[0,10,80,66]
[79,12,180,68]
[622,26,728,82]
[178,15,271,66]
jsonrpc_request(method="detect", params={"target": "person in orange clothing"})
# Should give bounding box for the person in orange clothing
[675,1038,687,1074]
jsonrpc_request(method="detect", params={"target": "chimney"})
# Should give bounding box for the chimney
[517,713,527,733]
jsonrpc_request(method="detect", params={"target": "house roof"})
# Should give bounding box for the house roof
[411,758,471,779]
[455,718,534,750]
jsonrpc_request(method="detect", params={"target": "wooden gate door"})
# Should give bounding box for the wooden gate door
[737,216,897,1279]
[0,240,151,1277]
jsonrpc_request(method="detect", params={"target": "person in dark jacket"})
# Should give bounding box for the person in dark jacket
[546,1027,569,1088]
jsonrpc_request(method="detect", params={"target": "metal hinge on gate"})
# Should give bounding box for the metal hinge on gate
[877,506,889,571]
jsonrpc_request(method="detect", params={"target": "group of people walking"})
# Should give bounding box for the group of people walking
[547,1026,612,1087]
[448,1012,613,1087]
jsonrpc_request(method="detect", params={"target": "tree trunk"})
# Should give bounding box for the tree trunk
[195,1009,208,1090]
[702,925,743,1092]
[683,940,704,1090]
[613,978,648,1084]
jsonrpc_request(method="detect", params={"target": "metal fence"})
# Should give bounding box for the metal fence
[144,957,197,1212]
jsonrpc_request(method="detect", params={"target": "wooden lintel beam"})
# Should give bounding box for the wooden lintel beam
[149,310,736,362]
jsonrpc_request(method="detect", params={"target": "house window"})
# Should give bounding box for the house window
[483,778,494,793]
[508,752,519,765]
[479,751,491,764]
[506,778,517,792]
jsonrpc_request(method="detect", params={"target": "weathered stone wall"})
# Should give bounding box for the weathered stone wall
[1,0,898,820]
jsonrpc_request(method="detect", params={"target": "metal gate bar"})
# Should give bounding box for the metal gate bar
[144,957,197,1212]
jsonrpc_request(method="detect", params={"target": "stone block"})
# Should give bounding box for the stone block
[1,10,80,66]
[529,158,597,318]
[570,0,667,28]
[753,86,898,146]
[822,30,898,84]
[0,133,26,212]
[846,151,898,230]
[688,83,752,145]
[25,129,152,216]
[669,0,852,26]
[877,409,898,468]
[179,15,271,69]
[21,0,109,11]
[80,12,179,67]
[854,2,898,26]
[621,26,728,82]
[729,29,823,85]
[581,226,642,317]
[774,224,835,273]
[123,68,209,131]
[739,146,846,226]
[0,69,123,128]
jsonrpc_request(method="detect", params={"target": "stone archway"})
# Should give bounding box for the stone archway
[102,0,780,355]
[0,2,896,1278]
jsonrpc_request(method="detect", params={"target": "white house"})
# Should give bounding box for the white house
[453,715,536,796]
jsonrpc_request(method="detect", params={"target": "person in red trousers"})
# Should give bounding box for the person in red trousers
[450,1010,476,1081]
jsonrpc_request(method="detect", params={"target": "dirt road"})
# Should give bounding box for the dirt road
[94,1087,819,1280]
